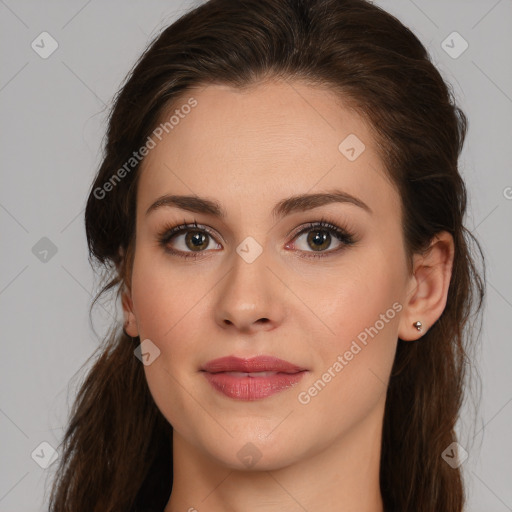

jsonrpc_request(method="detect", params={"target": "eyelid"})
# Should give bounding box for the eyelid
[159,220,221,242]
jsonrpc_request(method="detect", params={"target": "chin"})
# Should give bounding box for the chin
[198,430,307,472]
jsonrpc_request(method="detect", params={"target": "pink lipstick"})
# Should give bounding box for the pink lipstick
[201,355,307,400]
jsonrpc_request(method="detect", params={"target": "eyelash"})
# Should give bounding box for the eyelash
[156,216,357,260]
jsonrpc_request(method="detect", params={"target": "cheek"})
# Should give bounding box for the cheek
[295,281,401,441]
[129,249,209,392]
[129,254,204,427]
[311,285,400,399]
[130,249,199,340]
[304,244,405,394]
[316,250,404,343]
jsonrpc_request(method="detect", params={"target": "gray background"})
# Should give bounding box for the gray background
[1,0,511,510]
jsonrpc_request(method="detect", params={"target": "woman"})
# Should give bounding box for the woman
[48,0,485,510]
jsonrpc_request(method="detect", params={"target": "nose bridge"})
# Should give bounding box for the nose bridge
[228,235,273,302]
[214,234,283,330]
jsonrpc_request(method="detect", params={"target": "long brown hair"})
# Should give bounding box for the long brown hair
[47,0,486,510]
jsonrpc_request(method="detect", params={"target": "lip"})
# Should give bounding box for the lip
[201,356,308,401]
[202,355,306,374]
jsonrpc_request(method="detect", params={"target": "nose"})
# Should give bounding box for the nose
[213,247,286,334]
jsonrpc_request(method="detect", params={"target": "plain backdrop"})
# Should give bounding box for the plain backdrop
[1,0,511,510]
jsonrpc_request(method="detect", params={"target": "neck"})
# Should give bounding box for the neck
[164,399,385,512]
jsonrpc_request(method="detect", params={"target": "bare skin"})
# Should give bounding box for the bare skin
[121,79,454,512]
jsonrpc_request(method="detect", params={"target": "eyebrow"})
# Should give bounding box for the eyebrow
[145,188,373,219]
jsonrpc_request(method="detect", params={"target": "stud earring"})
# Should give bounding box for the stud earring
[413,321,423,331]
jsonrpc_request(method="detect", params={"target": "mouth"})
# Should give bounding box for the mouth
[201,355,308,400]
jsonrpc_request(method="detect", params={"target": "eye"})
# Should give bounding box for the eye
[286,219,356,259]
[157,220,221,259]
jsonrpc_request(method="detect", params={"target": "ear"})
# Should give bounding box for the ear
[121,286,139,338]
[118,246,139,338]
[398,231,455,341]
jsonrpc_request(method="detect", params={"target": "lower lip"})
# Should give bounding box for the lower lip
[203,371,306,400]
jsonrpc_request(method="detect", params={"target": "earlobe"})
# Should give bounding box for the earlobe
[398,231,455,341]
[121,287,139,338]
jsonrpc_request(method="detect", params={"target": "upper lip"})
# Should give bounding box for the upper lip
[201,356,306,374]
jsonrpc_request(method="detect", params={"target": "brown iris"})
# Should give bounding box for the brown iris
[185,230,209,251]
[307,229,331,251]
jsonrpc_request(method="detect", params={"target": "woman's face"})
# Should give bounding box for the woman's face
[124,79,415,470]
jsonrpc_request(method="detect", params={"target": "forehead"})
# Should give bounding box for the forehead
[137,80,398,221]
